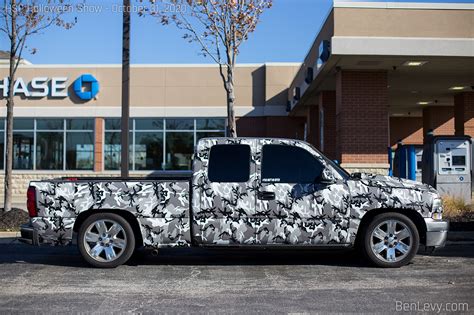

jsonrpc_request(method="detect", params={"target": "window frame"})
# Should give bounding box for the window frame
[1,118,95,171]
[104,117,226,171]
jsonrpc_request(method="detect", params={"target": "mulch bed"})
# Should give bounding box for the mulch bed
[0,208,29,231]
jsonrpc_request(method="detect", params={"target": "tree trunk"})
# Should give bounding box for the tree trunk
[3,0,16,213]
[226,66,237,137]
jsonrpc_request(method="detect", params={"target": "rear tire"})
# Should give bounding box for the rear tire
[78,213,135,268]
[362,212,419,268]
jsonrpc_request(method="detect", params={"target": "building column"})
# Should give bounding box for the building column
[319,91,337,160]
[336,70,389,174]
[454,92,474,137]
[422,106,455,142]
[305,105,320,149]
[94,117,104,172]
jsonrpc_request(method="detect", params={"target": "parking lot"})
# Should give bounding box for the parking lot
[0,241,472,314]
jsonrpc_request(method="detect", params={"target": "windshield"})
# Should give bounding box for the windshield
[304,142,350,179]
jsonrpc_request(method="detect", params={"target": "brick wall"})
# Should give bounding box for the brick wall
[305,106,320,149]
[390,117,423,147]
[454,92,474,137]
[319,91,337,160]
[94,118,104,172]
[422,106,455,141]
[336,70,389,164]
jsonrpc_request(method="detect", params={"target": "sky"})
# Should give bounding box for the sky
[0,0,473,64]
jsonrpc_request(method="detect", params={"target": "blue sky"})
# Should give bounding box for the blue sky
[1,0,472,64]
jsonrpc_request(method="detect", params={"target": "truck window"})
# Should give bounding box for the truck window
[261,144,324,183]
[208,144,251,182]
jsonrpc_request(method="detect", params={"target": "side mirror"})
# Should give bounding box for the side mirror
[316,170,335,185]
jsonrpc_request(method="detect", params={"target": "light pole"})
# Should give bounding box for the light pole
[121,0,131,178]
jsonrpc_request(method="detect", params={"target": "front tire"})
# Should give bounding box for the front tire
[362,212,419,268]
[78,213,135,268]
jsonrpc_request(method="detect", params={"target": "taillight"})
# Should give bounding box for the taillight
[27,186,38,217]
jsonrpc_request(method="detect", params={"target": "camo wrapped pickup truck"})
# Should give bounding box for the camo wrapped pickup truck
[20,137,448,268]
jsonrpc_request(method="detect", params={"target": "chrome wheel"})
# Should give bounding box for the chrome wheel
[370,219,413,263]
[83,219,127,263]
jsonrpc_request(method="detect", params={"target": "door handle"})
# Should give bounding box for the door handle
[258,191,275,200]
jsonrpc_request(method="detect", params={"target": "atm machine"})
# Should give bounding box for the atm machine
[422,136,472,203]
[393,143,424,182]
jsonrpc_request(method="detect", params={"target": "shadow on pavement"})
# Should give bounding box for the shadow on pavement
[0,242,366,268]
[1,241,472,268]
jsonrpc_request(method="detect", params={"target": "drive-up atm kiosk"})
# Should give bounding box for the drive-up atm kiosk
[422,136,472,203]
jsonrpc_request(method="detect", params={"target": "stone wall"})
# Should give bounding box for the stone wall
[0,173,120,205]
[341,164,390,176]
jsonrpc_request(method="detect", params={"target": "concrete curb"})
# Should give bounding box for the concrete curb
[447,231,474,242]
[0,232,20,245]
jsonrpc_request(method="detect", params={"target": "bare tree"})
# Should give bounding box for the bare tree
[140,0,273,137]
[0,0,77,213]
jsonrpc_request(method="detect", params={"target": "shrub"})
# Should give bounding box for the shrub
[441,196,473,219]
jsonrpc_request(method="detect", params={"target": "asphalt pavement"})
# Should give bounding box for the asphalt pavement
[0,240,473,314]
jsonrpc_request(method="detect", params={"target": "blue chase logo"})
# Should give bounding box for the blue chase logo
[73,74,99,101]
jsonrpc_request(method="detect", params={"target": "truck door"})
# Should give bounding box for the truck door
[255,139,351,245]
[193,139,257,245]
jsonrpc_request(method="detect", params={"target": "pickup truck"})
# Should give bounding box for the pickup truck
[20,137,448,268]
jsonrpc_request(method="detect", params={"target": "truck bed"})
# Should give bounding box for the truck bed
[29,177,192,248]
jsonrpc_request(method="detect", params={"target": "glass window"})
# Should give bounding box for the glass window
[105,119,121,131]
[104,132,133,170]
[0,119,4,130]
[66,133,94,170]
[165,132,193,170]
[13,132,34,169]
[102,117,226,171]
[208,144,250,182]
[36,132,63,170]
[0,132,3,169]
[37,119,63,130]
[261,145,324,183]
[196,131,225,142]
[66,119,94,130]
[13,119,34,130]
[135,119,163,130]
[135,132,163,170]
[166,119,193,130]
[196,119,225,130]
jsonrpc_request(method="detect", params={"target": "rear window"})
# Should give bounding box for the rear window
[208,144,251,182]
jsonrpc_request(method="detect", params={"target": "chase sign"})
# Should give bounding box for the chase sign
[0,74,100,101]
[73,74,99,100]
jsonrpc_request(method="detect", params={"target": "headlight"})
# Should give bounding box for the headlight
[431,198,443,220]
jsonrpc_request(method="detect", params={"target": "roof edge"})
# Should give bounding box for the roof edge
[333,1,474,10]
[0,62,301,69]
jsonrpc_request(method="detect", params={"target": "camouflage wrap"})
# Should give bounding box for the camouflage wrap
[347,173,440,241]
[28,137,441,248]
[30,180,191,247]
[192,138,351,245]
[30,217,76,245]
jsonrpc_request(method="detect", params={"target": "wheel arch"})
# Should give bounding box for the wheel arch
[355,208,427,247]
[73,209,144,248]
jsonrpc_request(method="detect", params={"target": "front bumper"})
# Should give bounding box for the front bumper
[19,223,40,246]
[424,218,449,248]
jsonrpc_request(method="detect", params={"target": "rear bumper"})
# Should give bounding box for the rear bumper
[424,218,449,248]
[19,223,40,246]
